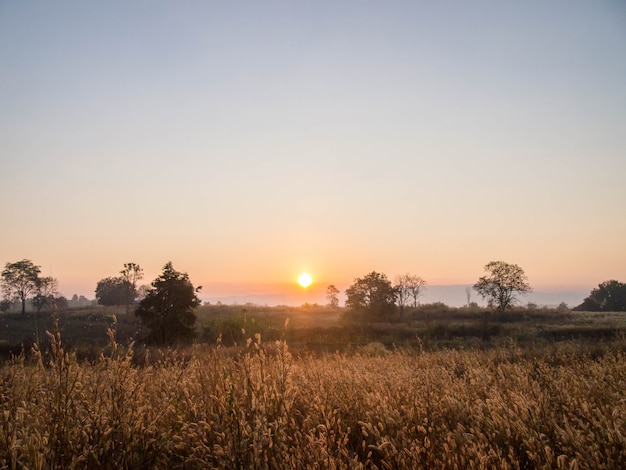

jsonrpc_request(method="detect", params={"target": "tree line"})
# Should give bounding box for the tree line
[2,258,625,346]
[336,260,532,320]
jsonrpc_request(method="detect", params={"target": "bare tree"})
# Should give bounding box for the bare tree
[326,284,340,308]
[395,273,426,313]
[394,274,411,313]
[407,274,427,308]
[32,276,60,313]
[120,262,144,314]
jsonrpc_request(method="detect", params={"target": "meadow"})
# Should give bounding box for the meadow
[1,305,626,468]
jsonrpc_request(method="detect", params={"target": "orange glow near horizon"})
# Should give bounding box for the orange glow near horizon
[297,273,313,288]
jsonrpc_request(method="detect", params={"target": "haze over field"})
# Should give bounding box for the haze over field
[1,1,625,305]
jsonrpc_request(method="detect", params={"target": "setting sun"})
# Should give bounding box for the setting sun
[297,273,313,288]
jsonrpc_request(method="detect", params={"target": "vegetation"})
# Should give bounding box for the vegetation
[94,262,144,311]
[95,277,134,307]
[3,258,626,466]
[345,271,397,319]
[135,262,201,346]
[575,279,626,312]
[31,276,60,314]
[326,284,340,308]
[394,273,426,311]
[474,261,532,313]
[1,260,46,314]
[1,315,625,468]
[4,302,626,359]
[120,262,144,314]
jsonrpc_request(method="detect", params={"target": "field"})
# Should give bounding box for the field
[3,303,626,357]
[1,305,626,468]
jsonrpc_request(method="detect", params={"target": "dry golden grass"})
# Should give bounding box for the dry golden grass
[1,320,625,469]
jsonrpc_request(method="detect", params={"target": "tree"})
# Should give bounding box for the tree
[345,271,397,319]
[326,284,340,308]
[95,276,133,306]
[394,274,411,312]
[574,280,626,312]
[70,294,91,308]
[55,296,69,310]
[473,261,531,313]
[31,276,60,313]
[395,273,427,311]
[1,259,41,314]
[120,262,143,314]
[135,262,201,345]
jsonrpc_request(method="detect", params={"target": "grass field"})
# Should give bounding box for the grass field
[1,305,626,468]
[3,303,625,357]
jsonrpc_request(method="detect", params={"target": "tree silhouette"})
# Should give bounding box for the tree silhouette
[326,284,340,308]
[345,271,397,319]
[1,259,41,314]
[575,280,626,312]
[95,277,132,306]
[136,262,201,345]
[394,273,426,311]
[31,276,60,313]
[473,261,531,313]
[120,262,143,314]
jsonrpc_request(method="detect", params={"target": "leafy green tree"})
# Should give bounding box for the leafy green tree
[345,271,397,319]
[575,280,626,312]
[95,276,133,306]
[136,262,201,345]
[473,261,531,313]
[1,259,41,314]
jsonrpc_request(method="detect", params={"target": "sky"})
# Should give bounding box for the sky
[1,1,625,306]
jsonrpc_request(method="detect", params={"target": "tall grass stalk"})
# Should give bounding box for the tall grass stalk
[1,329,625,468]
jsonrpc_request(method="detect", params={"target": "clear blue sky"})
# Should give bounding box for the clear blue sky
[1,1,625,303]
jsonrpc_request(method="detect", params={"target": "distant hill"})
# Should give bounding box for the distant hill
[421,285,587,309]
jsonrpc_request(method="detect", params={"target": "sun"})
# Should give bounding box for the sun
[297,273,313,288]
